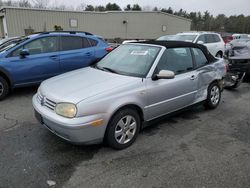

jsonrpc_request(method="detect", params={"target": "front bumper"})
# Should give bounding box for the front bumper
[32,94,109,144]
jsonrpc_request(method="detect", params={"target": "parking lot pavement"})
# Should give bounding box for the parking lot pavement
[0,84,250,188]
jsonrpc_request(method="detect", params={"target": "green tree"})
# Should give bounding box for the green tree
[166,7,173,14]
[124,4,131,11]
[85,5,94,11]
[161,7,173,14]
[203,11,213,31]
[19,0,32,7]
[211,14,227,31]
[152,7,158,11]
[245,16,250,33]
[94,5,105,11]
[105,3,121,11]
[131,4,142,11]
[189,12,198,30]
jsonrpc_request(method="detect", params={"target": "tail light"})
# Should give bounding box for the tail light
[105,47,113,52]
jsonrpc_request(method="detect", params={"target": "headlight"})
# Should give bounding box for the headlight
[55,103,77,118]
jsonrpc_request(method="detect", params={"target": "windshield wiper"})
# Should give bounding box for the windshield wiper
[92,64,119,74]
[101,67,118,73]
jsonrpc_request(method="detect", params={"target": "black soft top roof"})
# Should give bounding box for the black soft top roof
[135,40,217,62]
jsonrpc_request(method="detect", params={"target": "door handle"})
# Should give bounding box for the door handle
[190,75,197,80]
[85,52,91,56]
[50,55,58,60]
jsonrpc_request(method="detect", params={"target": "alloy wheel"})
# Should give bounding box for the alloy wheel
[114,115,137,144]
[210,85,220,105]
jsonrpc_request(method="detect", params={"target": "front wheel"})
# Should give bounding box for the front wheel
[106,108,141,150]
[205,82,221,109]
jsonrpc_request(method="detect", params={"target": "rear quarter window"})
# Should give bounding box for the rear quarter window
[88,38,98,46]
[61,36,91,51]
[192,48,208,68]
[205,34,222,43]
[213,35,221,42]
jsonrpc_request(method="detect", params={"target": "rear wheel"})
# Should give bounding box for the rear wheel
[0,76,9,101]
[106,108,141,150]
[205,82,221,109]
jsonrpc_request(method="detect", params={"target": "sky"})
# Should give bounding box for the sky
[51,0,250,16]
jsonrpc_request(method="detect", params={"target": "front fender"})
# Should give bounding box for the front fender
[76,81,147,121]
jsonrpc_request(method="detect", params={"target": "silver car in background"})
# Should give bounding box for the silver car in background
[33,41,226,149]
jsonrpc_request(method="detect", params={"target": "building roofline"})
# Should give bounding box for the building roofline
[0,6,191,22]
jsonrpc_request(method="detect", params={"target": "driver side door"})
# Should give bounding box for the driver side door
[6,36,60,86]
[145,47,198,120]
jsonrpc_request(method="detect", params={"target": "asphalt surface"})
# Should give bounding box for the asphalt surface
[0,83,250,188]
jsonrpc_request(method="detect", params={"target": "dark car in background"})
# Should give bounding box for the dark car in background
[224,38,250,88]
[0,31,111,100]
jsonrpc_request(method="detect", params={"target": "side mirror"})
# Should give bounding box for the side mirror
[197,41,205,44]
[152,70,175,80]
[19,49,29,58]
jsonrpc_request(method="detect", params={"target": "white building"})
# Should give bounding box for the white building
[0,6,191,40]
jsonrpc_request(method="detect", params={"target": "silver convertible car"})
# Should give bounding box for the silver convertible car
[33,41,226,149]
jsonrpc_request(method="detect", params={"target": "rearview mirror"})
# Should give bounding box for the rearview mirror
[197,41,205,44]
[153,70,175,80]
[19,49,29,58]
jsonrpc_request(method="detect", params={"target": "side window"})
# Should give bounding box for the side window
[156,48,194,74]
[197,35,206,43]
[192,48,208,67]
[61,36,91,51]
[12,46,23,57]
[205,34,215,43]
[213,34,221,42]
[88,38,98,46]
[82,38,91,48]
[11,37,58,57]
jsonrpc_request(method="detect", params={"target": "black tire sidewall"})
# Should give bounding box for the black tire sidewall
[206,82,221,109]
[106,108,141,150]
[0,77,9,100]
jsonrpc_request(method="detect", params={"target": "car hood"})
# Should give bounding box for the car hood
[40,67,140,104]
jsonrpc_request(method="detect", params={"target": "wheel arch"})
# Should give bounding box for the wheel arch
[104,104,144,140]
[216,50,223,57]
[110,104,144,123]
[210,79,224,91]
[0,68,12,88]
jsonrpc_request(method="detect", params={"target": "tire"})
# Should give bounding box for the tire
[205,82,221,109]
[0,76,9,101]
[106,108,141,150]
[215,52,222,58]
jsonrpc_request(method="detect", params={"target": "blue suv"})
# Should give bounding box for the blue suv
[0,31,110,100]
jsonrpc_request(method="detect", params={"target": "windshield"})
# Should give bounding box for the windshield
[175,35,198,42]
[95,44,161,78]
[0,37,28,52]
[157,35,177,41]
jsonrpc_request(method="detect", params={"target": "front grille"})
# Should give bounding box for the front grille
[37,93,56,111]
